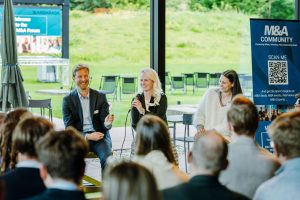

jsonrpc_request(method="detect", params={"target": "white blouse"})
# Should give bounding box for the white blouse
[193,88,231,136]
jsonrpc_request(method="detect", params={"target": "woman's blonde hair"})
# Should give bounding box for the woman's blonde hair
[138,68,163,105]
[103,161,161,200]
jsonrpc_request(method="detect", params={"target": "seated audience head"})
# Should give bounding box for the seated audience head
[36,128,88,185]
[11,117,53,168]
[268,111,300,161]
[0,122,18,173]
[189,130,228,175]
[103,161,161,200]
[135,115,175,164]
[3,108,32,124]
[221,69,243,96]
[139,68,163,97]
[0,109,32,173]
[227,95,259,136]
[0,112,6,127]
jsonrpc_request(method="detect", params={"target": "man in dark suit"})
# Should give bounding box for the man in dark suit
[62,63,114,170]
[29,128,88,200]
[162,131,249,200]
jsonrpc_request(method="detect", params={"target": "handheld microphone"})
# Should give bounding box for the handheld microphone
[129,93,142,112]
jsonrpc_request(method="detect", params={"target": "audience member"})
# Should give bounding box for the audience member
[254,111,300,200]
[162,131,249,200]
[62,63,114,171]
[264,109,270,121]
[270,109,277,121]
[0,180,3,200]
[131,68,167,130]
[0,117,53,200]
[103,161,161,200]
[0,122,18,174]
[258,107,265,120]
[29,128,88,200]
[219,95,280,198]
[3,108,31,124]
[133,115,188,190]
[0,108,32,173]
[0,112,6,127]
[193,69,242,138]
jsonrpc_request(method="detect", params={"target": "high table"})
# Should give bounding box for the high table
[167,114,183,145]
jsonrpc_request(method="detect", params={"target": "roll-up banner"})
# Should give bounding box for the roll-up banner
[250,19,300,152]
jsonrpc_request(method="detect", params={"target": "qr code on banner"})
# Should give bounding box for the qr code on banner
[268,60,288,85]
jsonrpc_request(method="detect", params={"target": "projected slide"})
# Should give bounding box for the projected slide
[0,6,62,54]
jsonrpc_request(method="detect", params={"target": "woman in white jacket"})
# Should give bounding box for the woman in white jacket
[133,115,188,190]
[193,70,242,138]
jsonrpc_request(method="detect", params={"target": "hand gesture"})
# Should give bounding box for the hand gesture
[194,128,206,140]
[132,98,145,114]
[105,114,114,125]
[86,132,104,141]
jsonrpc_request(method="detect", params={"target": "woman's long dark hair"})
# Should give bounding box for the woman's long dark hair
[135,115,176,164]
[0,122,18,174]
[222,69,243,96]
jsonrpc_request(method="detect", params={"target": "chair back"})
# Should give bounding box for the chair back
[121,77,137,94]
[165,72,171,85]
[209,73,221,87]
[182,113,193,125]
[194,72,208,88]
[171,76,185,90]
[100,76,119,93]
[99,75,119,101]
[183,73,194,86]
[28,99,52,121]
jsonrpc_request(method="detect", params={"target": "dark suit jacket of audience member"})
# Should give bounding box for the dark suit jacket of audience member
[131,93,168,130]
[162,175,250,200]
[62,88,110,133]
[0,168,46,200]
[28,189,86,200]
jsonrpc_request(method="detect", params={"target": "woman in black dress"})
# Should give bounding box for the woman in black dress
[131,68,167,130]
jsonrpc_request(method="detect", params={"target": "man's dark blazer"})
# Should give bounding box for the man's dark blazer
[131,93,167,130]
[28,189,86,200]
[62,88,110,133]
[0,167,46,200]
[162,175,250,200]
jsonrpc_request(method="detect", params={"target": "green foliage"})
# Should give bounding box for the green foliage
[188,0,294,19]
[259,0,294,19]
[167,0,189,11]
[70,0,150,10]
[22,10,252,126]
[70,0,112,11]
[109,0,149,9]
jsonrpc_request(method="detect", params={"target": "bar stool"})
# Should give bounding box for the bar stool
[174,113,195,172]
